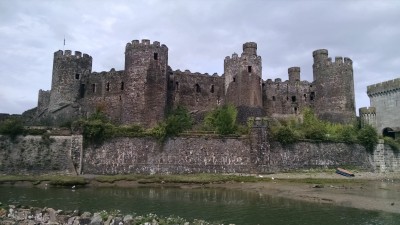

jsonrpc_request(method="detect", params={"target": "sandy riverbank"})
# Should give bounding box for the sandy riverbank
[207,172,400,214]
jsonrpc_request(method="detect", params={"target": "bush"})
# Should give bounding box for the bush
[272,126,298,145]
[357,124,378,152]
[383,137,400,153]
[0,118,25,139]
[164,105,193,137]
[204,104,237,135]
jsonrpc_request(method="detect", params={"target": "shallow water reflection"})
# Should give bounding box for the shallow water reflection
[0,186,399,225]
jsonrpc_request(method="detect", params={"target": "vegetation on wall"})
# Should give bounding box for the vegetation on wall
[203,104,238,135]
[0,118,25,139]
[383,136,400,153]
[270,108,379,151]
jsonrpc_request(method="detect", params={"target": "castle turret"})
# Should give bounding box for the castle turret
[47,50,92,122]
[224,42,264,122]
[123,39,169,126]
[312,49,355,123]
[288,67,300,83]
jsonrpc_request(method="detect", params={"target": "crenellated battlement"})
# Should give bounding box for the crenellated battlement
[125,39,168,51]
[359,107,376,115]
[367,78,400,96]
[54,50,92,59]
[313,49,352,66]
[173,69,220,77]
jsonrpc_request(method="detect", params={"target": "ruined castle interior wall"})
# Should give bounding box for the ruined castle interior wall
[367,78,400,134]
[80,70,125,123]
[263,78,312,117]
[169,70,224,115]
[312,50,356,123]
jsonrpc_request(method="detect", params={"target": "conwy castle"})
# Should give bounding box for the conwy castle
[32,39,358,127]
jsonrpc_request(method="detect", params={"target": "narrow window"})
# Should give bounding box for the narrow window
[75,73,80,80]
[154,53,158,60]
[92,84,96,93]
[121,82,124,90]
[310,92,315,101]
[248,66,252,73]
[292,96,296,102]
[210,85,214,93]
[195,84,201,93]
[106,82,110,91]
[79,84,85,98]
[294,107,298,114]
[272,96,276,101]
[176,82,179,91]
[233,77,236,82]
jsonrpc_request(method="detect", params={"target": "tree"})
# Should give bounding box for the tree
[204,104,237,135]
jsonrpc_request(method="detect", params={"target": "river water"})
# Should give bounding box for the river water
[0,186,399,225]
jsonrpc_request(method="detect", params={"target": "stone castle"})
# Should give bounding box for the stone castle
[32,39,356,126]
[360,78,400,139]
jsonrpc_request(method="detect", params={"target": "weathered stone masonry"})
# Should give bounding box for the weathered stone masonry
[31,39,356,127]
[2,133,398,175]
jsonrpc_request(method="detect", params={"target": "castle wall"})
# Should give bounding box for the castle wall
[0,135,81,175]
[168,70,224,120]
[37,90,50,116]
[263,68,312,117]
[4,134,400,175]
[367,78,400,134]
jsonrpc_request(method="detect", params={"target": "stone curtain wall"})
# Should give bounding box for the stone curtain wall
[83,137,376,175]
[82,137,254,174]
[0,135,80,175]
[1,135,399,175]
[373,140,400,172]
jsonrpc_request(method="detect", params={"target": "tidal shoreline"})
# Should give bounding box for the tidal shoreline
[1,172,399,214]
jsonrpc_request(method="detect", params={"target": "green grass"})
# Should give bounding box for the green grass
[0,175,87,186]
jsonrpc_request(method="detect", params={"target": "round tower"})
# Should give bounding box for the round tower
[123,39,169,126]
[224,42,263,122]
[288,67,300,82]
[312,49,355,123]
[49,50,92,112]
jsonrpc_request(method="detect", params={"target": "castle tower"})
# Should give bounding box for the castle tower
[312,49,355,123]
[123,39,168,126]
[224,42,263,112]
[48,50,92,122]
[288,67,300,83]
[359,107,377,128]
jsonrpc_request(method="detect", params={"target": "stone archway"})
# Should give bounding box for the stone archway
[382,127,395,139]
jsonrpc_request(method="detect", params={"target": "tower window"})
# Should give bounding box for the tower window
[195,84,201,93]
[75,73,80,80]
[79,84,85,98]
[106,82,110,91]
[233,77,236,82]
[121,82,124,90]
[248,66,252,73]
[310,92,315,101]
[292,96,296,102]
[272,96,276,101]
[154,53,158,60]
[176,82,179,91]
[210,85,214,93]
[92,84,96,93]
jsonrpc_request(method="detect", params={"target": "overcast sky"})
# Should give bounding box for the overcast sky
[0,0,399,115]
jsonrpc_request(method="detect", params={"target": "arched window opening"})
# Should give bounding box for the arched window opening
[383,127,396,139]
[92,84,96,93]
[106,82,110,91]
[210,85,214,93]
[120,82,124,90]
[195,84,201,93]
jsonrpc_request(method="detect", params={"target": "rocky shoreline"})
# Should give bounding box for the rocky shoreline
[0,205,231,225]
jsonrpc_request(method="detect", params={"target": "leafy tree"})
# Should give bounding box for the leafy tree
[204,104,238,135]
[165,105,193,137]
[0,118,25,139]
[357,124,378,152]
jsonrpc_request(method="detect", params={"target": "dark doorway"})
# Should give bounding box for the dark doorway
[383,127,395,139]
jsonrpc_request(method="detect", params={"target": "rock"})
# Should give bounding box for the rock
[47,208,57,222]
[123,214,133,223]
[0,208,7,218]
[313,184,324,188]
[81,212,92,219]
[89,212,103,225]
[104,216,114,225]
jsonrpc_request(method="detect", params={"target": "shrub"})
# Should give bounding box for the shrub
[383,137,400,153]
[204,104,237,135]
[272,126,298,145]
[164,105,193,137]
[0,118,25,139]
[357,124,378,152]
